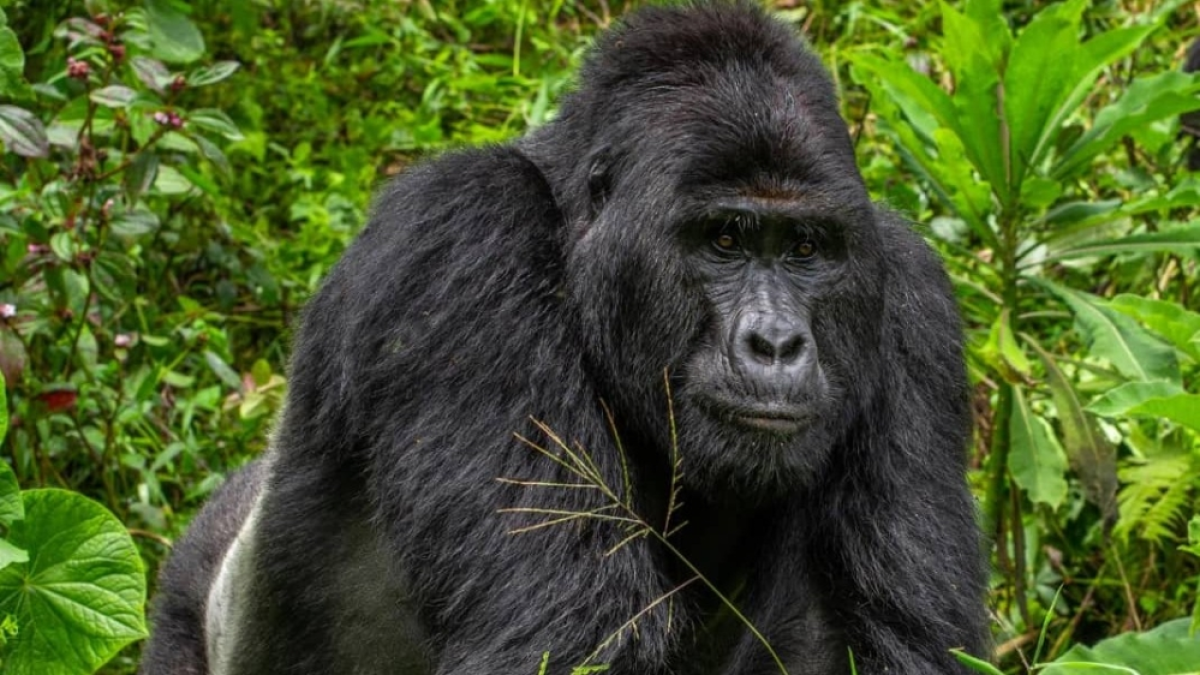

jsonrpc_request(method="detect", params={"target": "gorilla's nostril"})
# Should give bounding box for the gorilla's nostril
[778,335,805,362]
[748,333,776,360]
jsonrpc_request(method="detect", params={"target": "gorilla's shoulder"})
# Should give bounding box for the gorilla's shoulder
[874,208,964,377]
[874,208,956,298]
[324,146,566,303]
[365,146,561,240]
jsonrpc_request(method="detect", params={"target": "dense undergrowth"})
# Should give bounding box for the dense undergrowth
[0,0,1198,673]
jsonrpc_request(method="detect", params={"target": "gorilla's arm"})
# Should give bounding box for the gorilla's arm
[138,461,266,675]
[819,212,988,671]
[260,146,677,674]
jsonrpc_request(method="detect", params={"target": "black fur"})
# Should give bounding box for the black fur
[141,3,987,674]
[1182,38,1200,170]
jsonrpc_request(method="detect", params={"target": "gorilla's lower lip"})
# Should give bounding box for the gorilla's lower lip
[733,413,809,434]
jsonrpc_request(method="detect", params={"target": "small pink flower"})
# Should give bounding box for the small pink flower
[0,304,15,318]
[114,333,133,347]
[67,57,90,80]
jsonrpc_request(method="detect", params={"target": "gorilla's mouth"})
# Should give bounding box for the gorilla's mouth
[734,412,810,435]
[696,396,814,436]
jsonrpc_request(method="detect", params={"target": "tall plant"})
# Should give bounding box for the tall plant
[852,0,1200,644]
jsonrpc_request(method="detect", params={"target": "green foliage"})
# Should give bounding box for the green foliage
[1043,618,1200,674]
[0,373,145,674]
[0,0,1198,672]
[0,489,148,675]
[847,0,1200,667]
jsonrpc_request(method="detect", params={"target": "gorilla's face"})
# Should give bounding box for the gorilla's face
[562,66,887,495]
[681,209,841,436]
[668,191,885,494]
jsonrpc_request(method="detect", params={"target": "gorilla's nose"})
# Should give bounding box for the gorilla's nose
[745,327,806,366]
[733,313,814,374]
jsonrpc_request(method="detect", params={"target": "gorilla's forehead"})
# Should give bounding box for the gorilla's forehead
[610,67,861,196]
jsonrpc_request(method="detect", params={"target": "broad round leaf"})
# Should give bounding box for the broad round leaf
[1043,618,1200,675]
[0,489,147,675]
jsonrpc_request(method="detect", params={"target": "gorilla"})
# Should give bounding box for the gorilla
[140,2,987,674]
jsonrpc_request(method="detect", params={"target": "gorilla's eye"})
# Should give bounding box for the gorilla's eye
[712,230,741,254]
[794,240,816,258]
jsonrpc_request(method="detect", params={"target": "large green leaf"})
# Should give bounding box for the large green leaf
[1047,284,1180,384]
[1089,381,1186,417]
[1042,618,1200,675]
[1002,0,1086,191]
[1089,382,1200,433]
[1055,71,1200,179]
[1029,341,1116,519]
[0,490,146,675]
[939,2,1006,197]
[1028,19,1161,173]
[851,52,958,148]
[1008,386,1068,509]
[1038,222,1200,265]
[1108,295,1200,361]
[849,57,994,243]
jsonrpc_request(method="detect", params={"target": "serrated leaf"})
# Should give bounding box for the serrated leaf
[188,60,239,87]
[89,85,137,108]
[1008,386,1068,509]
[0,489,147,675]
[145,0,205,64]
[130,56,171,93]
[1047,283,1180,384]
[0,105,48,158]
[187,108,243,141]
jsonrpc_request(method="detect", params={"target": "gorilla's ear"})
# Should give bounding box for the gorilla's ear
[585,147,613,220]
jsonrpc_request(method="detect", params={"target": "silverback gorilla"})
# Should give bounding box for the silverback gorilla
[140,3,987,673]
